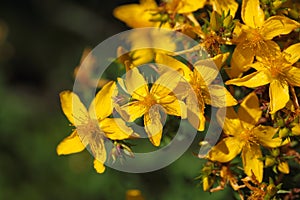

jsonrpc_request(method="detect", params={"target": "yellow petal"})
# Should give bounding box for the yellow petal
[186,91,205,131]
[205,85,237,107]
[284,43,300,65]
[241,144,263,182]
[226,70,271,88]
[89,81,116,120]
[100,118,137,140]
[255,40,281,58]
[253,125,284,148]
[160,96,187,118]
[241,0,264,28]
[210,0,238,17]
[93,159,105,173]
[89,138,106,167]
[287,67,300,87]
[194,64,219,85]
[173,0,206,14]
[269,79,289,114]
[125,67,149,101]
[130,49,155,66]
[229,43,255,78]
[56,131,85,155]
[144,106,163,146]
[120,101,147,122]
[238,92,262,128]
[113,0,159,28]
[260,16,300,40]
[217,107,242,136]
[207,137,243,162]
[202,176,214,192]
[151,69,183,97]
[212,53,230,69]
[59,91,89,126]
[278,161,290,174]
[154,53,192,81]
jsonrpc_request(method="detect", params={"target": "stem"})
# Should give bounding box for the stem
[290,85,299,111]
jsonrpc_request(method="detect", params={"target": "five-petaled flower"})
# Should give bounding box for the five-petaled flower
[57,81,136,173]
[116,67,187,146]
[207,92,287,182]
[226,43,300,114]
[228,0,300,78]
[155,52,237,131]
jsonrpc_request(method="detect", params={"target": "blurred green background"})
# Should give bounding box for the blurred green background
[0,1,232,199]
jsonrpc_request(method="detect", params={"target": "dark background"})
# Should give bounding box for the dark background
[0,0,230,199]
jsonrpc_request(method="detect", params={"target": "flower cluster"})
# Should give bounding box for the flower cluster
[57,0,300,199]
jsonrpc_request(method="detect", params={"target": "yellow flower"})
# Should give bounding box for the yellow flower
[117,67,186,146]
[226,43,300,114]
[113,0,171,28]
[57,81,136,173]
[117,29,176,68]
[228,0,300,78]
[126,190,145,200]
[113,0,237,29]
[155,52,237,131]
[207,92,285,182]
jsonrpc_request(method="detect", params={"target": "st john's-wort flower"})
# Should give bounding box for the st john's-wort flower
[155,52,237,131]
[113,0,238,29]
[57,81,136,173]
[226,43,300,114]
[228,0,300,78]
[207,92,287,182]
[116,67,187,147]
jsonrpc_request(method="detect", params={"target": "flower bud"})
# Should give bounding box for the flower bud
[271,148,280,157]
[265,156,276,167]
[278,161,290,174]
[266,184,277,197]
[223,15,233,28]
[291,123,300,136]
[279,127,290,138]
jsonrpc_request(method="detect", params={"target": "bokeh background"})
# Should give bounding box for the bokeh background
[0,1,233,199]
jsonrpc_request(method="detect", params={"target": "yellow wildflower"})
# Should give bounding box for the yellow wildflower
[57,81,136,173]
[126,190,145,200]
[113,0,238,29]
[113,0,171,28]
[226,43,300,114]
[117,29,176,68]
[117,67,186,146]
[207,92,286,182]
[155,52,237,131]
[228,0,300,78]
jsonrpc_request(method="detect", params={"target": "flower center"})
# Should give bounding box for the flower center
[77,119,104,144]
[239,128,258,145]
[143,94,157,107]
[243,29,264,51]
[262,55,290,79]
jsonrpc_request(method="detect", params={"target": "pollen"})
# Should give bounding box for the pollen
[77,119,104,144]
[240,128,258,145]
[243,29,264,51]
[143,94,156,107]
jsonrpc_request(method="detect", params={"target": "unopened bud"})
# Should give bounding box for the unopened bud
[291,123,300,136]
[223,15,233,28]
[265,156,276,167]
[278,161,290,174]
[279,127,290,138]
